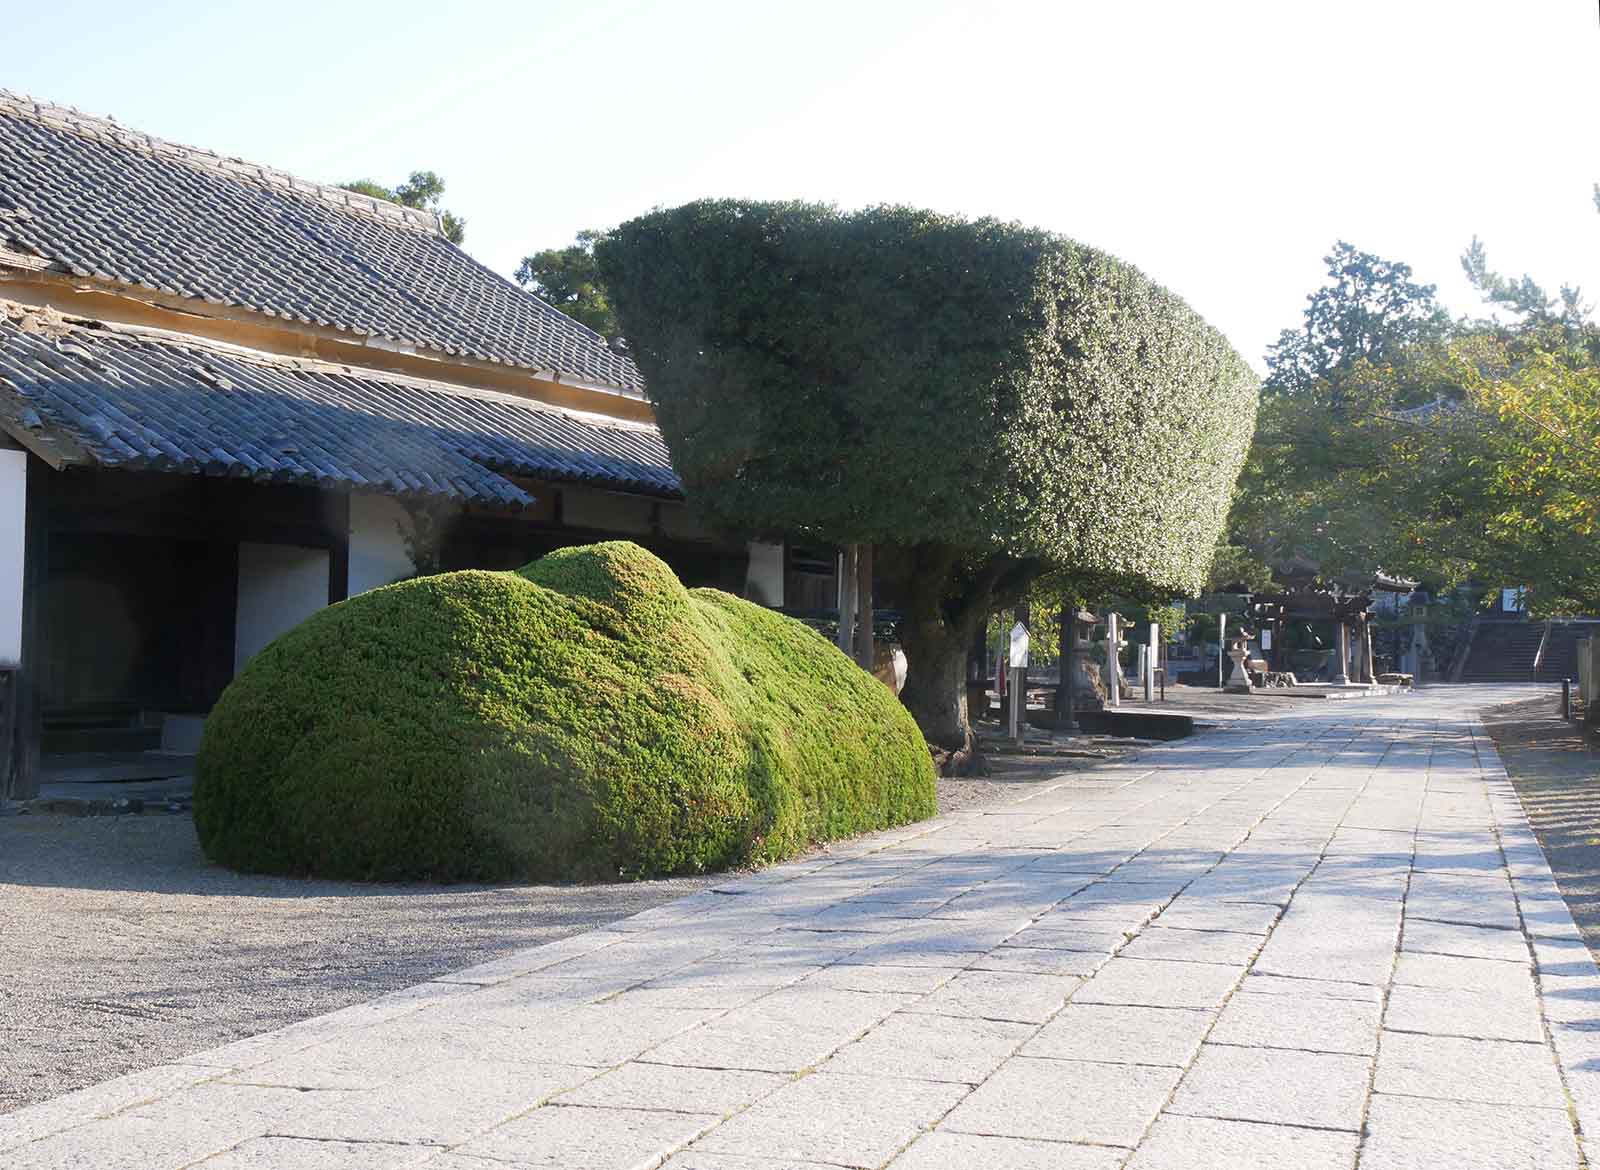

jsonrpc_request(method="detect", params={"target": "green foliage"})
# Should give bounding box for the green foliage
[596,201,1257,594]
[515,230,618,337]
[1206,539,1276,593]
[1461,238,1589,335]
[1232,345,1478,585]
[1455,334,1600,613]
[595,202,1257,747]
[340,170,466,244]
[194,542,935,881]
[1231,224,1600,617]
[1264,242,1450,405]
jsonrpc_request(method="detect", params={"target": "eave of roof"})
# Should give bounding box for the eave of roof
[0,301,680,506]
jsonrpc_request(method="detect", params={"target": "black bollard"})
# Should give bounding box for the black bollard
[1564,678,1573,721]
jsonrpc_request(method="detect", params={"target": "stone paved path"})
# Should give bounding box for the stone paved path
[7,685,1598,1169]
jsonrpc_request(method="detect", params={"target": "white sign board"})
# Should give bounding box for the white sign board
[1260,629,1273,650]
[1008,621,1030,669]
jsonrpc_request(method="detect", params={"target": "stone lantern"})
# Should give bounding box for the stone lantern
[1224,627,1255,694]
[1057,608,1100,732]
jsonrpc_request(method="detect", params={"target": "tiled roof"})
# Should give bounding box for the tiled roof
[0,303,679,506]
[0,91,644,394]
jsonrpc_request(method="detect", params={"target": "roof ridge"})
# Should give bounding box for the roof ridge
[0,89,444,238]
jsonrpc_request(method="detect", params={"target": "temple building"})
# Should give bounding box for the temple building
[0,94,808,798]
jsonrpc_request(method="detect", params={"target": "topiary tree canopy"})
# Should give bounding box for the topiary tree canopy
[595,201,1259,754]
[194,542,935,881]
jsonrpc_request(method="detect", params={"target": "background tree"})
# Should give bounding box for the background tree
[597,200,1257,762]
[340,171,466,244]
[1453,332,1600,613]
[1206,537,1276,593]
[515,230,619,337]
[1263,242,1450,407]
[1229,215,1600,617]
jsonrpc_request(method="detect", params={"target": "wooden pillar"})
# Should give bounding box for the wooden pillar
[854,542,874,671]
[0,446,24,800]
[327,491,351,605]
[12,456,47,800]
[835,545,856,657]
[969,620,989,682]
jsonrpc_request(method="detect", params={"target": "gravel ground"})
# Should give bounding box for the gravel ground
[0,813,719,1113]
[1482,691,1600,956]
[0,768,1035,1113]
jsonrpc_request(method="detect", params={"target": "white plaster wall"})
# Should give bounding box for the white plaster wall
[745,541,785,608]
[562,486,652,535]
[348,493,415,596]
[234,543,330,674]
[0,450,24,667]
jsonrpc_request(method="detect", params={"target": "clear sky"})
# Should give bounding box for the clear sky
[9,1,1596,368]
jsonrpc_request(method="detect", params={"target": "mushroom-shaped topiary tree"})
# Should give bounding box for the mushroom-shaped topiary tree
[596,202,1259,763]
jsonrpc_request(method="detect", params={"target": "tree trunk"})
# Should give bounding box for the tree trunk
[893,544,1040,774]
[899,619,974,756]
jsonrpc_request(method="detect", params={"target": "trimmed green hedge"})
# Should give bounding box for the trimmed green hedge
[596,201,1259,598]
[193,542,935,881]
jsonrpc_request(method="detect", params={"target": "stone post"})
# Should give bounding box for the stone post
[1333,620,1351,685]
[1144,623,1159,701]
[1106,613,1121,708]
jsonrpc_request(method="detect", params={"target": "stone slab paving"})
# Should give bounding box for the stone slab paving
[10,684,1600,1168]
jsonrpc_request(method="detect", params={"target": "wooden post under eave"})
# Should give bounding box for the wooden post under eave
[854,543,874,671]
[12,455,47,800]
[327,490,351,605]
[836,545,857,657]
